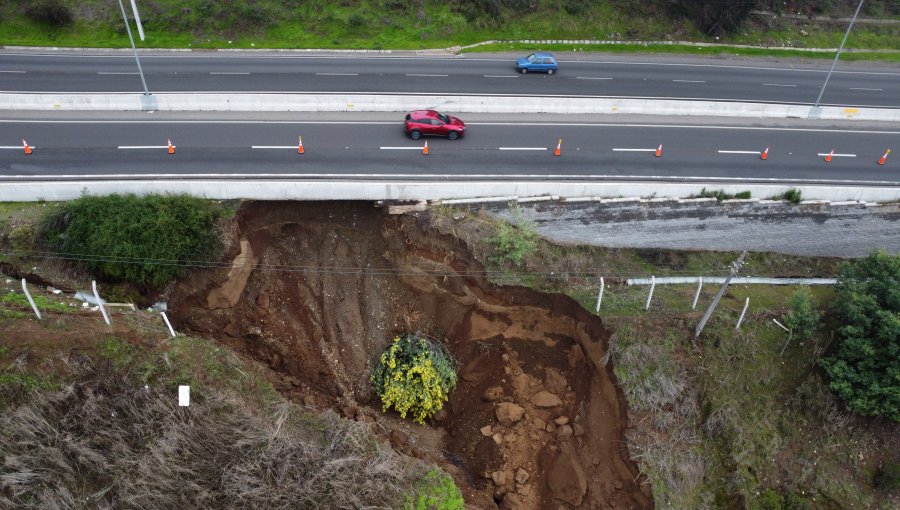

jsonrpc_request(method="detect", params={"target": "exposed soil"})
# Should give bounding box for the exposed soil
[168,201,653,510]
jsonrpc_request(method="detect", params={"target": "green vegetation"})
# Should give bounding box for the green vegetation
[785,286,820,340]
[371,335,458,424]
[691,188,752,202]
[1,0,898,60]
[874,462,900,491]
[0,332,459,509]
[490,203,538,268]
[820,251,900,421]
[769,188,803,204]
[404,467,465,510]
[40,193,223,289]
[1,290,74,313]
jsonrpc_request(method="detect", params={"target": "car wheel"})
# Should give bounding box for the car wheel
[547,68,555,75]
[447,131,459,140]
[520,68,528,74]
[410,130,422,140]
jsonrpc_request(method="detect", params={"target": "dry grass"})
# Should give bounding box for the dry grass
[0,354,427,510]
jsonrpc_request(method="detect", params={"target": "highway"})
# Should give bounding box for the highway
[2,51,899,108]
[2,114,898,185]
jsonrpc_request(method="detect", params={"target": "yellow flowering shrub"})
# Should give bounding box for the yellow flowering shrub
[371,335,458,424]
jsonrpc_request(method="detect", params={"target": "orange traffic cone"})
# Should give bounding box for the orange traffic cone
[655,144,662,158]
[167,139,175,155]
[878,148,890,165]
[423,140,429,155]
[554,139,561,156]
[298,136,305,155]
[824,149,833,163]
[22,139,32,155]
[760,147,769,160]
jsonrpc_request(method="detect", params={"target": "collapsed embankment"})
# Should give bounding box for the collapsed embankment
[168,201,653,509]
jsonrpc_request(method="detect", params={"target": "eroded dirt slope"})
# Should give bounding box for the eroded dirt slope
[169,201,653,510]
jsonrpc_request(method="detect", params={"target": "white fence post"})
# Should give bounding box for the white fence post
[691,277,702,310]
[92,280,111,326]
[735,297,750,329]
[21,279,41,320]
[644,276,656,311]
[595,277,604,313]
[160,311,176,338]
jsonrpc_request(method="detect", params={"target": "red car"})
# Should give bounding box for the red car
[404,110,466,140]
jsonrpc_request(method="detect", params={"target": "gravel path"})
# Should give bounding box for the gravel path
[487,200,900,258]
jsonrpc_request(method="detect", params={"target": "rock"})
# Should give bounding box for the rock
[532,417,545,430]
[256,291,270,308]
[500,492,524,510]
[515,468,530,484]
[554,416,569,425]
[389,429,409,447]
[481,425,494,437]
[544,368,568,394]
[556,424,573,439]
[547,453,587,506]
[546,423,556,433]
[614,480,623,490]
[493,433,503,445]
[531,391,562,408]
[482,386,504,402]
[491,470,507,486]
[341,405,358,419]
[573,423,585,437]
[504,432,517,443]
[432,408,448,422]
[517,485,531,496]
[301,395,316,406]
[800,29,809,36]
[496,403,526,426]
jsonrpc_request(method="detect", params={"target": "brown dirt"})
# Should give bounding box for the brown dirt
[167,201,652,510]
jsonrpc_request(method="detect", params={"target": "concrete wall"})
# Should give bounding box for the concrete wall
[0,178,898,203]
[2,92,897,121]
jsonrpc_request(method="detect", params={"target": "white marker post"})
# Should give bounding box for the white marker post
[92,280,111,325]
[735,297,750,330]
[178,385,190,406]
[691,277,703,310]
[160,311,176,338]
[595,277,604,313]
[21,279,41,320]
[644,276,655,311]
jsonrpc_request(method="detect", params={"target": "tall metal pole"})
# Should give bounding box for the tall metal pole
[694,251,747,339]
[117,0,150,96]
[813,0,864,108]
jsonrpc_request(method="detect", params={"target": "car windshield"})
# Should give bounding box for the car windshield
[437,113,451,124]
[527,54,537,63]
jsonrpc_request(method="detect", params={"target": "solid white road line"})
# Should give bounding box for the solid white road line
[118,145,171,149]
[817,152,856,157]
[0,70,26,73]
[717,150,762,155]
[251,146,297,149]
[763,83,797,87]
[0,146,32,149]
[849,87,883,91]
[484,75,518,78]
[498,147,548,151]
[405,73,448,77]
[576,77,612,80]
[673,79,706,83]
[380,146,423,150]
[210,72,250,75]
[98,72,139,75]
[314,72,358,76]
[612,148,657,152]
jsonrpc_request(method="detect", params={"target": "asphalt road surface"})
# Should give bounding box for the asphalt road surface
[2,115,898,185]
[2,51,899,108]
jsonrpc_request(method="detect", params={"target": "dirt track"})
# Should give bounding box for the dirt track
[168,201,653,509]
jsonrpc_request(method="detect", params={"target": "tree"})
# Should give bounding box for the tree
[785,286,820,340]
[820,251,900,421]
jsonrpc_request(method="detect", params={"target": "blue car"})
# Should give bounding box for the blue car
[515,52,558,75]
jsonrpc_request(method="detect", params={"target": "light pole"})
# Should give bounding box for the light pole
[811,0,864,116]
[116,0,156,108]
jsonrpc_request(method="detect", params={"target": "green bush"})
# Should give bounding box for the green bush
[782,189,802,204]
[693,188,751,202]
[785,286,820,340]
[9,224,35,252]
[820,251,900,421]
[490,203,538,268]
[41,193,223,288]
[371,335,457,424]
[25,0,73,27]
[404,468,464,510]
[874,462,900,491]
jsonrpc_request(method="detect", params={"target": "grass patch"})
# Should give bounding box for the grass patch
[1,290,75,313]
